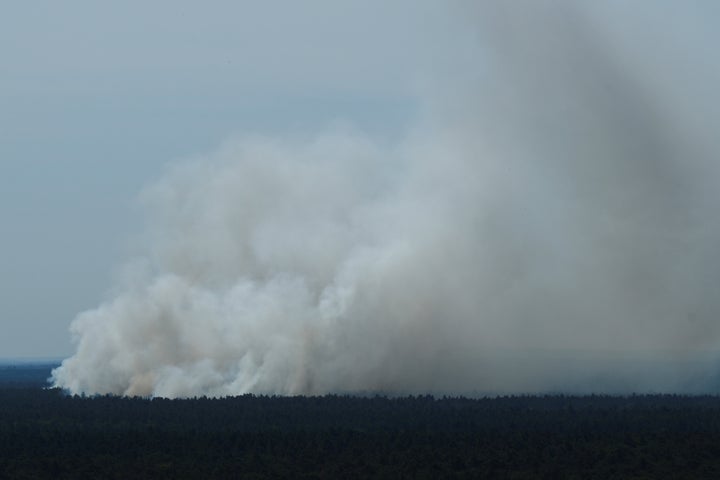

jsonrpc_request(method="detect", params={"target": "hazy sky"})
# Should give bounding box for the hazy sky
[0,0,720,386]
[1,1,446,358]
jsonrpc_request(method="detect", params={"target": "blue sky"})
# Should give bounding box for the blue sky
[1,1,439,357]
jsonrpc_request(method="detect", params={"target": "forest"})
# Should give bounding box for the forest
[1,365,720,478]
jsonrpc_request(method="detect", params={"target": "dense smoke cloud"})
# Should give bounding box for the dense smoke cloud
[53,1,720,397]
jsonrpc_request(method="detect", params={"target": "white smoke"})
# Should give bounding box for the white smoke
[53,1,720,397]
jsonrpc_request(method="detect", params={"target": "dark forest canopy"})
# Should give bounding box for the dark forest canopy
[3,364,720,478]
[3,386,720,479]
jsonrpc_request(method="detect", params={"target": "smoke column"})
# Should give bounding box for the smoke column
[53,1,720,397]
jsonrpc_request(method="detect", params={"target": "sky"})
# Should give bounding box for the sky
[4,1,720,398]
[1,1,442,358]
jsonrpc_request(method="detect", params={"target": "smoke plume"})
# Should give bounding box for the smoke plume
[53,1,720,397]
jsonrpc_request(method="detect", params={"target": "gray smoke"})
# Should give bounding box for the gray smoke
[53,1,720,397]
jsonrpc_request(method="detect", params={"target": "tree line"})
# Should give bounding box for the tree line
[2,388,720,478]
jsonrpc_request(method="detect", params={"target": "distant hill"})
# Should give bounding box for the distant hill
[0,362,59,388]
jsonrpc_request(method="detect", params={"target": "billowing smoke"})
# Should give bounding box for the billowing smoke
[53,1,720,397]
